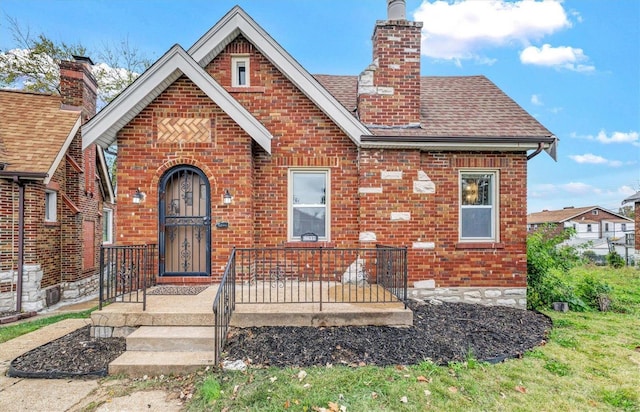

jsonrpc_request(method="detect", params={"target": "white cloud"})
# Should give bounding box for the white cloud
[520,44,594,72]
[619,185,637,196]
[595,130,639,145]
[413,0,571,61]
[531,94,543,106]
[562,182,599,195]
[569,153,624,167]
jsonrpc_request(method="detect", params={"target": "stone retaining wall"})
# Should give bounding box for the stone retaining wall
[409,285,527,309]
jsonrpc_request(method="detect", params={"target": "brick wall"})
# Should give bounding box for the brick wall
[114,34,530,290]
[358,19,423,126]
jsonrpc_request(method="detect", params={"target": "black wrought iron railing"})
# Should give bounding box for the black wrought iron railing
[233,246,408,310]
[99,244,157,310]
[212,248,237,364]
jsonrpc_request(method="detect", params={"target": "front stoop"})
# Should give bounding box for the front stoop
[109,326,216,376]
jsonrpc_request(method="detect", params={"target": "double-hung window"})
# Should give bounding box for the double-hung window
[231,56,249,87]
[460,171,497,241]
[289,170,329,241]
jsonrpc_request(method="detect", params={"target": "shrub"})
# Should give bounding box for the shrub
[577,275,613,311]
[527,225,582,310]
[606,251,625,268]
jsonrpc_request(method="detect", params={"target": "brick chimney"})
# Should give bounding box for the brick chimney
[357,0,423,127]
[59,56,98,122]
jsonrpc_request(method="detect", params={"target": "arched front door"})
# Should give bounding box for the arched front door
[159,166,211,277]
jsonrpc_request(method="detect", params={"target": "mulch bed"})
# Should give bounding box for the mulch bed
[6,300,552,378]
[8,325,126,378]
[224,300,552,367]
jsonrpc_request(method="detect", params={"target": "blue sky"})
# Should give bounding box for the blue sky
[1,0,638,214]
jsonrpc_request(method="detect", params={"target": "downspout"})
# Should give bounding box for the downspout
[526,142,544,161]
[14,176,25,313]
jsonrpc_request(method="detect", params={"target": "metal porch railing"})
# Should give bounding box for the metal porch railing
[99,244,157,310]
[233,246,408,310]
[212,249,237,364]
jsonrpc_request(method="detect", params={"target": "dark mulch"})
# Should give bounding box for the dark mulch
[224,300,552,367]
[7,300,552,377]
[8,325,126,378]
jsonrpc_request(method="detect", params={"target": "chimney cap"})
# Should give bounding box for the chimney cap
[72,55,94,65]
[387,0,406,20]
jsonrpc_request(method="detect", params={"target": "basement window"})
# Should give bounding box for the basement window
[45,190,57,222]
[232,56,249,87]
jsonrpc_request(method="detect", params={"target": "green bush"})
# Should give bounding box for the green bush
[527,225,582,310]
[606,251,625,268]
[577,275,612,311]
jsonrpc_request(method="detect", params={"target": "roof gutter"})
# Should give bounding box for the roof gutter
[360,135,558,160]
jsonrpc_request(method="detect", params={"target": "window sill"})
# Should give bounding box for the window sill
[455,242,504,250]
[226,86,266,93]
[44,221,60,227]
[285,241,335,248]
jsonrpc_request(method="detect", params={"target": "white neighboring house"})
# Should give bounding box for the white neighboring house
[527,206,635,263]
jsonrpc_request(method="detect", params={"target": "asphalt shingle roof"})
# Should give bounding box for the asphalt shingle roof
[0,89,80,174]
[314,74,553,138]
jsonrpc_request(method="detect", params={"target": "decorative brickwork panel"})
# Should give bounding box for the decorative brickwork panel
[157,118,212,143]
[83,220,96,270]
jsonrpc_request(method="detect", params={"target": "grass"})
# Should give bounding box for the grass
[188,265,640,411]
[0,308,95,343]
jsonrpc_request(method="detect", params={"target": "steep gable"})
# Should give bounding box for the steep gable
[82,45,273,153]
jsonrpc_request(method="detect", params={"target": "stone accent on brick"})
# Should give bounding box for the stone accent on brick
[412,241,435,249]
[381,171,403,180]
[409,286,527,309]
[358,187,383,194]
[414,170,435,194]
[0,265,46,312]
[390,212,410,221]
[359,232,377,242]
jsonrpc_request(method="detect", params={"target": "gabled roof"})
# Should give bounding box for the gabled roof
[622,191,640,205]
[82,44,273,153]
[188,6,371,145]
[315,75,557,158]
[0,89,81,183]
[527,206,633,225]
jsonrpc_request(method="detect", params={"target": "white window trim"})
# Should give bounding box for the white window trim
[231,55,250,87]
[45,190,57,222]
[103,208,113,244]
[458,170,499,242]
[288,169,330,242]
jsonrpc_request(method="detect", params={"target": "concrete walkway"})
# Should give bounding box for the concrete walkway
[0,301,183,412]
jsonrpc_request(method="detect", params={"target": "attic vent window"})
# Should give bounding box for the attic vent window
[592,210,599,215]
[232,56,250,87]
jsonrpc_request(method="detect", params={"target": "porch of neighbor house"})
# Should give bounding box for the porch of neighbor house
[92,245,413,376]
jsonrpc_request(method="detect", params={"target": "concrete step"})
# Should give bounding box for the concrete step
[109,350,216,377]
[126,326,214,352]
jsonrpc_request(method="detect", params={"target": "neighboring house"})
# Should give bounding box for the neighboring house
[82,2,557,308]
[527,205,635,259]
[0,58,115,313]
[622,191,639,264]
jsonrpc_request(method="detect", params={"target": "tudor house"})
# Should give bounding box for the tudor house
[0,58,115,313]
[82,1,557,308]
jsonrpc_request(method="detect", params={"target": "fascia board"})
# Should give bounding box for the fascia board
[359,141,545,151]
[83,45,272,153]
[189,7,371,145]
[45,116,82,185]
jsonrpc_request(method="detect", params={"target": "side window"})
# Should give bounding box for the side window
[103,208,113,244]
[231,56,249,87]
[289,170,329,241]
[460,171,497,241]
[621,223,627,231]
[587,224,592,233]
[45,190,57,222]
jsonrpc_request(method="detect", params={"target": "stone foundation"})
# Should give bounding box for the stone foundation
[0,266,99,312]
[409,285,527,309]
[0,265,45,312]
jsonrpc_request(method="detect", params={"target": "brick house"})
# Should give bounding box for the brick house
[82,2,556,308]
[0,58,115,313]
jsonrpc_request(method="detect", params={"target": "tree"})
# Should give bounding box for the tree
[618,205,635,219]
[0,16,151,105]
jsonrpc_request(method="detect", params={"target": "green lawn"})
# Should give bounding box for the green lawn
[0,309,94,343]
[189,265,640,411]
